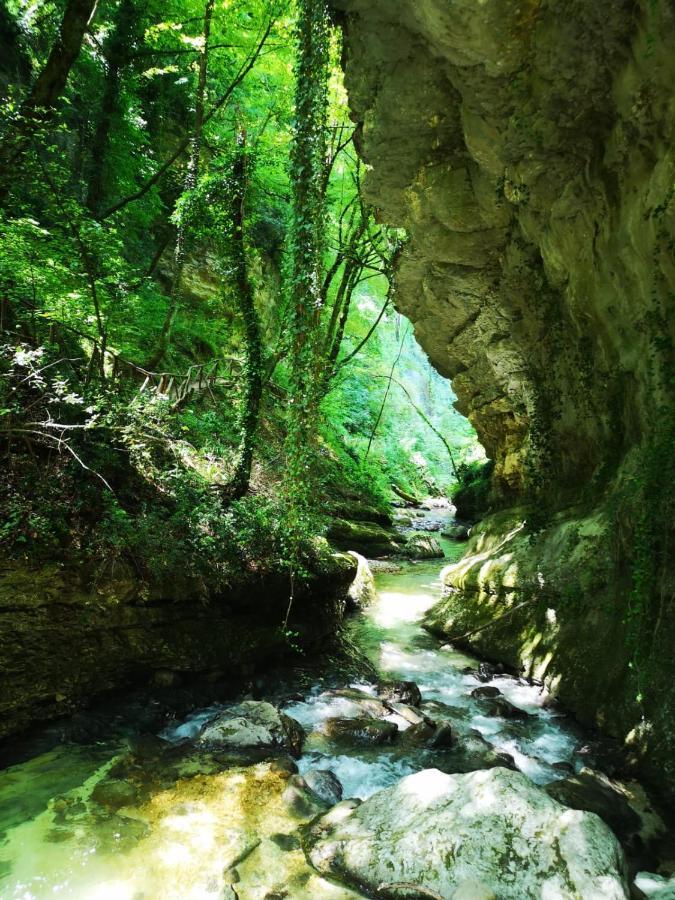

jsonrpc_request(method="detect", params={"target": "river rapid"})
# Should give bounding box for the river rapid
[0,508,672,898]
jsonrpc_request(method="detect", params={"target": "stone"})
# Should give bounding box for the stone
[442,525,470,541]
[544,769,642,843]
[345,552,376,609]
[453,882,497,900]
[307,767,629,898]
[384,701,427,726]
[321,688,390,718]
[429,722,455,749]
[198,702,304,758]
[323,717,398,745]
[90,778,138,811]
[483,696,531,720]
[471,686,501,700]
[403,534,444,559]
[377,679,422,706]
[282,775,329,819]
[303,769,343,806]
[327,518,401,557]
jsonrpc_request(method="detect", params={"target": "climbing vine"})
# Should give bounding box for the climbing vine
[285,0,331,523]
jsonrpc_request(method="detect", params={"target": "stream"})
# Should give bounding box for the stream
[0,508,671,898]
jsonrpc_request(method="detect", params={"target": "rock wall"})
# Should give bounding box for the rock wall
[332,0,674,496]
[0,553,356,739]
[332,0,675,791]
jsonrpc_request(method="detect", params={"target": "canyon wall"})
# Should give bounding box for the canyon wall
[332,0,675,792]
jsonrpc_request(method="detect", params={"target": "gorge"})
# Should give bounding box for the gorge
[0,0,674,896]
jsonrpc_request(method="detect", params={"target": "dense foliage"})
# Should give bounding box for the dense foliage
[0,0,480,584]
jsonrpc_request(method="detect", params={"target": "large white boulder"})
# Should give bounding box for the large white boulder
[308,767,629,899]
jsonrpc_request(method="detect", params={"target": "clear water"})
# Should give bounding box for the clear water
[0,509,612,898]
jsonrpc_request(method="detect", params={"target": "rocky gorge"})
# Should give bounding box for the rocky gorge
[331,0,675,798]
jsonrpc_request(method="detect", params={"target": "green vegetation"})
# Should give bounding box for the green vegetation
[0,0,479,585]
[452,460,494,521]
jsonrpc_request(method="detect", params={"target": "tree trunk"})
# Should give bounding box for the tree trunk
[86,0,138,215]
[0,0,99,205]
[145,0,214,370]
[226,130,263,501]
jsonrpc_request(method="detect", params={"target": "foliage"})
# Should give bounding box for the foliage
[452,459,495,521]
[0,0,479,591]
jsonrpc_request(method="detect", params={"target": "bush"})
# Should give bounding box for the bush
[452,459,494,520]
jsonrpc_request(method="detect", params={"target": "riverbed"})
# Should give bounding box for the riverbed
[0,510,671,898]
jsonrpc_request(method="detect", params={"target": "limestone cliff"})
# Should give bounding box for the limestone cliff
[332,0,675,792]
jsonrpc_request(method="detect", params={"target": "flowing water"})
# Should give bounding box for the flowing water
[0,509,665,898]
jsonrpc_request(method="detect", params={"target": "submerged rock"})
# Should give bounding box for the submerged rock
[307,767,629,898]
[198,701,304,758]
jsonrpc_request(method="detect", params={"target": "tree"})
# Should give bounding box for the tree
[145,0,215,370]
[284,0,330,512]
[0,0,99,206]
[226,128,263,500]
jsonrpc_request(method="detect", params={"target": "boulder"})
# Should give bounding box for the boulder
[346,552,376,609]
[403,534,444,559]
[303,769,343,806]
[377,679,422,706]
[442,524,471,540]
[471,686,501,699]
[327,518,401,557]
[483,696,531,720]
[307,768,629,899]
[320,688,390,718]
[544,769,641,843]
[198,701,304,758]
[323,717,398,745]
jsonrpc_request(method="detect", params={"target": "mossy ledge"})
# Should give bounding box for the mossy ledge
[0,551,357,740]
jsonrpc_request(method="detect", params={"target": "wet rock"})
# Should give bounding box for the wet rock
[483,697,531,720]
[321,688,389,718]
[471,686,501,700]
[307,768,629,898]
[269,832,301,852]
[450,730,516,772]
[453,882,497,900]
[303,769,343,806]
[91,778,138,811]
[421,699,471,722]
[545,769,641,844]
[327,518,401,557]
[403,534,444,559]
[346,552,376,609]
[282,775,329,819]
[442,525,470,540]
[634,872,675,899]
[551,761,575,775]
[385,701,428,727]
[377,679,422,707]
[323,717,398,745]
[399,721,438,747]
[198,702,304,758]
[429,722,455,749]
[476,662,505,682]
